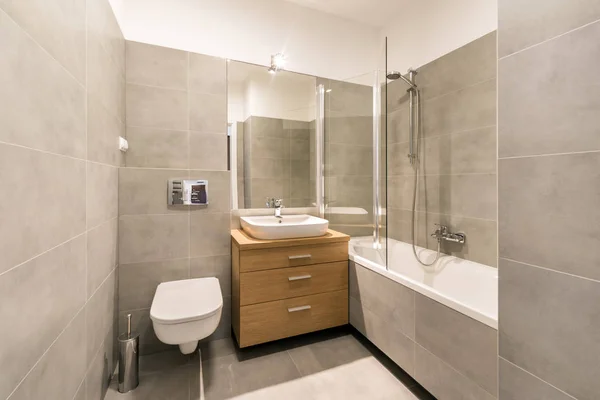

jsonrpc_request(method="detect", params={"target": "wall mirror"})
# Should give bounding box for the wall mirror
[227,61,317,210]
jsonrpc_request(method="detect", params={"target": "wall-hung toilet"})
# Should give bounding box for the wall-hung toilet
[150,277,223,354]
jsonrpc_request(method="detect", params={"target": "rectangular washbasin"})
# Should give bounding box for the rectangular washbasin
[240,214,329,240]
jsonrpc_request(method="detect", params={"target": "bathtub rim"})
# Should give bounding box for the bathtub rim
[349,246,498,330]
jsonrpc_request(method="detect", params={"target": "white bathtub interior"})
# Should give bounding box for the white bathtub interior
[349,236,498,329]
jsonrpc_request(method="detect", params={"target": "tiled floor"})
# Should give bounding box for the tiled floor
[105,327,434,400]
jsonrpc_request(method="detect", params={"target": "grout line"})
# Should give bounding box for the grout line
[499,358,578,400]
[0,231,87,279]
[498,149,600,160]
[125,81,188,93]
[417,344,496,398]
[71,376,85,400]
[0,139,120,169]
[499,17,600,61]
[500,257,600,284]
[5,305,86,400]
[0,9,86,89]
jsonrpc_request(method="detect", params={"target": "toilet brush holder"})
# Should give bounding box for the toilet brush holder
[118,314,139,393]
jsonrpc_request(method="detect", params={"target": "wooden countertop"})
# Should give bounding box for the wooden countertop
[231,229,350,250]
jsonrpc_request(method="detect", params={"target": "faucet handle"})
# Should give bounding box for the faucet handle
[273,198,283,208]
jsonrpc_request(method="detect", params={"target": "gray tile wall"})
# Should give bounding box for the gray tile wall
[319,79,374,237]
[120,41,231,355]
[498,4,600,399]
[242,116,313,208]
[349,261,498,399]
[0,0,124,399]
[387,32,498,267]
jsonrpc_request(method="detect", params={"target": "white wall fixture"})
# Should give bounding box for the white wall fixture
[119,136,129,152]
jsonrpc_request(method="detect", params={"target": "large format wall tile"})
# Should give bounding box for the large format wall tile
[85,270,117,366]
[126,41,188,90]
[88,26,125,122]
[87,163,118,229]
[499,21,600,157]
[119,214,190,264]
[189,53,226,95]
[189,132,228,170]
[0,11,86,158]
[499,258,600,400]
[190,212,231,257]
[118,259,190,311]
[499,358,574,400]
[87,0,125,75]
[190,255,232,297]
[418,31,497,101]
[499,152,600,280]
[87,218,118,297]
[439,173,497,220]
[415,345,496,400]
[421,79,496,138]
[119,168,189,215]
[8,310,87,400]
[0,0,86,84]
[125,127,189,169]
[415,294,497,395]
[85,327,116,400]
[126,83,188,130]
[189,92,227,133]
[87,97,125,167]
[498,0,600,57]
[0,236,86,400]
[0,144,86,274]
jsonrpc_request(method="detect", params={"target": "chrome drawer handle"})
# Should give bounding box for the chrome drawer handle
[288,274,312,281]
[288,254,312,260]
[288,305,311,313]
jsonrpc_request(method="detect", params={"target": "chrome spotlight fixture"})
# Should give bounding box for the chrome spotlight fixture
[268,53,286,74]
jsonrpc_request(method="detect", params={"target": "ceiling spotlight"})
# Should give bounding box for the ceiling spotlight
[268,53,286,73]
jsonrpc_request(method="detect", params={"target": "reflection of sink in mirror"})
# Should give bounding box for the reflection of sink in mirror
[240,215,328,240]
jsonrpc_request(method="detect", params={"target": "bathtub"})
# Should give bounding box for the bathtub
[349,237,498,329]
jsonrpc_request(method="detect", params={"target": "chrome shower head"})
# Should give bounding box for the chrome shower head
[386,71,402,80]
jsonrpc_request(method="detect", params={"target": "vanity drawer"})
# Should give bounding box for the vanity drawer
[239,242,348,272]
[239,289,348,347]
[240,261,348,305]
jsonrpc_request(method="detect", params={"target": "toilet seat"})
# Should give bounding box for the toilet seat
[150,277,223,325]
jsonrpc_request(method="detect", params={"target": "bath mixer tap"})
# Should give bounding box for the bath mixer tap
[266,198,284,218]
[431,224,466,244]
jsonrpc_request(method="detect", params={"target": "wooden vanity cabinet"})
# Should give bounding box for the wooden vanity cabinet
[231,229,350,347]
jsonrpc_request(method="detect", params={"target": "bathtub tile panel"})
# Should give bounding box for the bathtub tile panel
[499,153,600,280]
[349,297,415,375]
[438,214,498,267]
[349,261,415,339]
[499,358,574,400]
[439,173,497,221]
[499,258,600,400]
[415,293,497,395]
[415,345,496,400]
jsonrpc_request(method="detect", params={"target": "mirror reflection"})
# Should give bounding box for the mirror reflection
[227,61,317,210]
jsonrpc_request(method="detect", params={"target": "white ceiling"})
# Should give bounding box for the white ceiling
[281,0,405,27]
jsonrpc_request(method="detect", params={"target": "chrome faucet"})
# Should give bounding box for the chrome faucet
[266,198,284,218]
[431,224,466,244]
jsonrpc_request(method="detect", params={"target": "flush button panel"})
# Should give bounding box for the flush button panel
[168,179,208,206]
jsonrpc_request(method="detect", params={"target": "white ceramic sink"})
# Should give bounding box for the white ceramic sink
[240,214,329,240]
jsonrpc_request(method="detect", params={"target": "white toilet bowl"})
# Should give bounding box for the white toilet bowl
[150,277,223,354]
